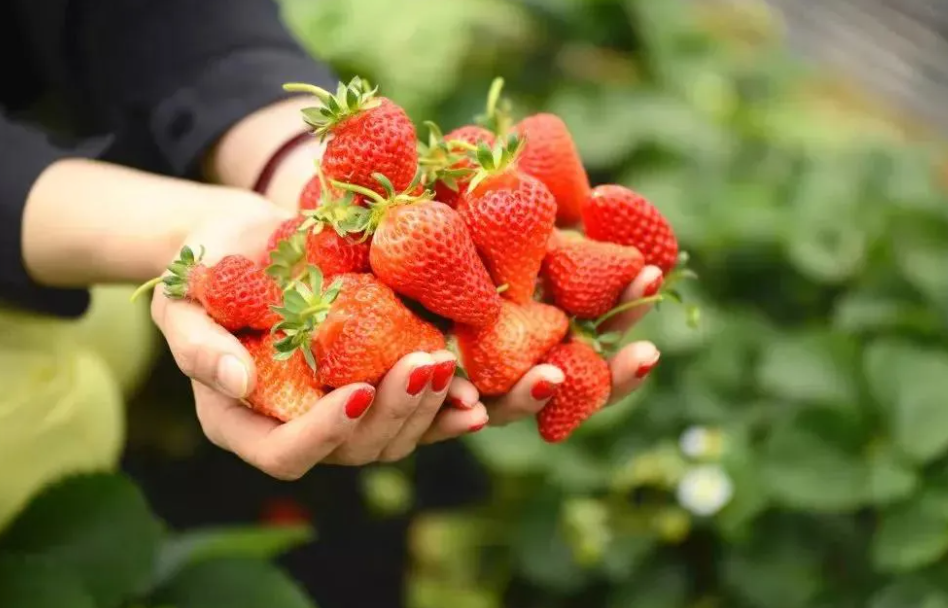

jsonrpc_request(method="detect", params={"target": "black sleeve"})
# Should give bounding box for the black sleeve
[0,116,93,317]
[1,0,335,315]
[15,0,336,177]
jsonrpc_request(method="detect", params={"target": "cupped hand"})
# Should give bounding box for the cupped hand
[147,196,486,480]
[482,265,664,427]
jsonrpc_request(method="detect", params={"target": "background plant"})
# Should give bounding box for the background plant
[278,0,948,607]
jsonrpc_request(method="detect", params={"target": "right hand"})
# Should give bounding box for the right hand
[148,194,488,480]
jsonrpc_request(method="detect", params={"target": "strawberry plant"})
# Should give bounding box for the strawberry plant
[0,472,317,608]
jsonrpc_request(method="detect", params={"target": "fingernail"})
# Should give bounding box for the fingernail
[468,421,488,433]
[531,379,559,401]
[643,274,664,298]
[217,355,249,398]
[635,353,661,379]
[447,395,474,410]
[345,387,376,419]
[431,360,456,392]
[407,365,435,396]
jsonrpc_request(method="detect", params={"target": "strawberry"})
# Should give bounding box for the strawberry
[298,174,323,212]
[541,231,645,319]
[239,331,325,422]
[147,246,282,332]
[582,184,679,274]
[513,113,590,227]
[536,341,611,443]
[455,300,568,396]
[273,268,446,388]
[418,122,497,208]
[285,78,418,196]
[327,175,503,328]
[457,136,557,304]
[263,215,370,283]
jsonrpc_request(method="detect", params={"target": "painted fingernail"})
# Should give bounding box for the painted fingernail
[468,421,488,433]
[635,353,661,379]
[407,365,435,396]
[431,360,456,392]
[531,379,559,401]
[345,387,376,419]
[643,275,664,298]
[447,395,474,410]
[216,355,249,398]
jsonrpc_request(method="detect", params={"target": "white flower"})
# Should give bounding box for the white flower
[678,426,725,460]
[676,464,734,517]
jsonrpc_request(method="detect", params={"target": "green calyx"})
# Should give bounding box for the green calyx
[270,265,343,370]
[283,76,382,139]
[466,133,525,193]
[330,171,432,237]
[475,77,514,137]
[265,231,307,290]
[417,121,479,194]
[129,244,204,303]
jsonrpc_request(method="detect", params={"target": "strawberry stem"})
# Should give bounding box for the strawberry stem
[129,277,163,303]
[285,76,381,139]
[479,77,514,136]
[130,244,204,303]
[592,294,665,329]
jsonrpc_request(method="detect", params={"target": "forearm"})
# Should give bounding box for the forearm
[203,96,323,210]
[21,158,264,287]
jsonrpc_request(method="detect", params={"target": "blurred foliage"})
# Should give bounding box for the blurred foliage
[280,0,948,606]
[0,473,317,608]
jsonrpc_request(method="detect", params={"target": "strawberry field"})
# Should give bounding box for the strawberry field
[5,0,948,607]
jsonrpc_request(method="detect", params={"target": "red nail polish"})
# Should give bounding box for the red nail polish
[431,360,456,392]
[531,380,558,401]
[345,387,375,419]
[468,421,487,433]
[643,275,664,298]
[407,365,434,396]
[447,395,473,410]
[635,354,661,379]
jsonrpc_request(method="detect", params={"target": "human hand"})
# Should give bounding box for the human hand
[146,196,487,480]
[474,265,664,427]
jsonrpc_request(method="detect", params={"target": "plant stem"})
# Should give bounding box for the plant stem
[331,180,387,206]
[593,294,664,329]
[129,277,164,302]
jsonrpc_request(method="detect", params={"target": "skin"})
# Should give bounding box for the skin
[20,97,660,480]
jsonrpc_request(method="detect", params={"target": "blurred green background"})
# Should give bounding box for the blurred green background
[6,0,948,607]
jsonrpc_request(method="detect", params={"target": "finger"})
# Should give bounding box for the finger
[195,380,376,480]
[152,293,255,399]
[379,350,457,462]
[601,265,664,333]
[330,351,436,464]
[486,364,565,427]
[608,340,661,405]
[419,401,490,444]
[444,375,480,411]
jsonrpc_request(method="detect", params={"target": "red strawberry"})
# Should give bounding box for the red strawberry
[455,300,568,396]
[456,137,557,304]
[263,216,370,281]
[157,246,282,332]
[582,185,679,274]
[432,125,496,208]
[541,231,645,319]
[537,341,611,443]
[239,331,325,422]
[513,113,590,227]
[298,174,323,212]
[286,78,418,196]
[273,270,446,388]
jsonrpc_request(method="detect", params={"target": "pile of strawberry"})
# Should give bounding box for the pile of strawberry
[154,77,694,443]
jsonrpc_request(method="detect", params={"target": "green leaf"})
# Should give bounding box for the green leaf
[756,331,857,405]
[892,216,948,310]
[872,490,948,573]
[152,558,316,608]
[608,559,689,608]
[0,473,161,608]
[760,408,870,512]
[154,524,314,586]
[512,489,589,594]
[0,554,97,608]
[463,419,548,475]
[866,444,918,506]
[864,341,948,463]
[870,577,948,608]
